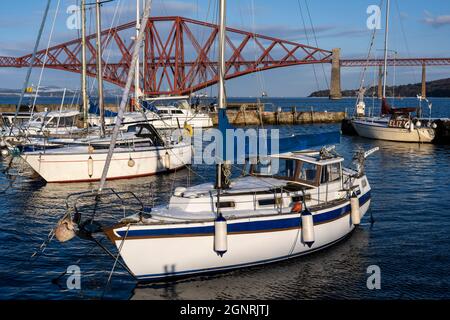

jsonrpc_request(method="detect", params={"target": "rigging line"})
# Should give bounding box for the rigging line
[102,223,131,298]
[8,0,52,136]
[187,0,214,98]
[88,0,123,96]
[296,0,320,93]
[207,0,218,99]
[98,0,153,192]
[304,0,329,90]
[31,0,61,115]
[250,0,266,95]
[29,0,62,127]
[354,0,383,112]
[394,0,419,84]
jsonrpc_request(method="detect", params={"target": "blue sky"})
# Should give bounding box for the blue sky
[0,0,449,96]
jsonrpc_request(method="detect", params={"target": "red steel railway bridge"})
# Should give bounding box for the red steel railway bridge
[0,16,449,99]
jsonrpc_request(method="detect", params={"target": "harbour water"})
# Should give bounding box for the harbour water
[0,97,449,299]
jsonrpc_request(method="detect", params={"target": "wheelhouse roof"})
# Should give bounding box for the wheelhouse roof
[264,150,344,166]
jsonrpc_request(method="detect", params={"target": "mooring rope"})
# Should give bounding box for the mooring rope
[101,223,131,298]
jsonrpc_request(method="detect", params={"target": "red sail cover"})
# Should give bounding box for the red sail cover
[381,98,417,115]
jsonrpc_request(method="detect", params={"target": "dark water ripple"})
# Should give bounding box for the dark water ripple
[0,98,449,299]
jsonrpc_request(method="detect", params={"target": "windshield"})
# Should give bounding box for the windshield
[251,158,296,179]
[298,161,318,185]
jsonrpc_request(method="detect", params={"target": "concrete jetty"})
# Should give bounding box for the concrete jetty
[211,104,345,126]
[0,102,346,126]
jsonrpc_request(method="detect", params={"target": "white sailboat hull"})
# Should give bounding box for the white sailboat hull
[21,144,192,183]
[352,120,435,143]
[151,115,213,129]
[121,113,213,131]
[108,192,371,280]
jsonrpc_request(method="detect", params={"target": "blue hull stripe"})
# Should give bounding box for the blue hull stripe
[117,191,371,238]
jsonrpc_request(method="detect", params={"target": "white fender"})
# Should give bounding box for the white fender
[350,193,361,225]
[164,152,171,169]
[301,209,315,248]
[88,156,94,177]
[214,214,228,256]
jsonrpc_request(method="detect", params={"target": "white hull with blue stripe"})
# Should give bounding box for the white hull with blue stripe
[102,150,373,281]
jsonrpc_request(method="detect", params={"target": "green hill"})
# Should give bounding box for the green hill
[309,77,450,98]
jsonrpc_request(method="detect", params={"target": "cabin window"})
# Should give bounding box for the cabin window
[172,110,184,114]
[45,117,60,127]
[277,159,296,178]
[298,162,318,185]
[292,194,311,202]
[258,198,281,206]
[215,201,235,209]
[252,158,296,179]
[320,163,341,183]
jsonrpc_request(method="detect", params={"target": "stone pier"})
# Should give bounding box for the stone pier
[421,64,426,98]
[329,48,342,100]
[378,65,383,98]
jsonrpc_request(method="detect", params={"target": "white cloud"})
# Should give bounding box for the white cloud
[422,11,450,28]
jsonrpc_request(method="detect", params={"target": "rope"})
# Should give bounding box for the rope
[296,0,320,92]
[353,0,384,115]
[98,0,153,192]
[101,223,130,298]
[9,0,52,136]
[88,0,123,97]
[304,0,329,90]
[29,0,62,123]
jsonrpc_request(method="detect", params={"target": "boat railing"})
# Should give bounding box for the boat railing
[65,188,146,228]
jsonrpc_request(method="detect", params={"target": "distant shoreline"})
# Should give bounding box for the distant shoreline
[309,77,450,98]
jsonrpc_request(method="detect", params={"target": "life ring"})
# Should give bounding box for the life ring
[291,202,302,213]
[404,122,410,129]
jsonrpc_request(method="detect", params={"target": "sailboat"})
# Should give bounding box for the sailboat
[54,0,377,281]
[351,0,435,143]
[120,96,213,131]
[20,0,192,183]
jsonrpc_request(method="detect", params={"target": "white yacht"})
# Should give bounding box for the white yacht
[62,147,375,280]
[120,97,213,131]
[352,99,435,143]
[350,0,435,143]
[21,124,192,183]
[9,110,83,137]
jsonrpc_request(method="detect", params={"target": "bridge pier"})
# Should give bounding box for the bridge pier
[421,64,426,98]
[378,65,383,98]
[329,48,342,100]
